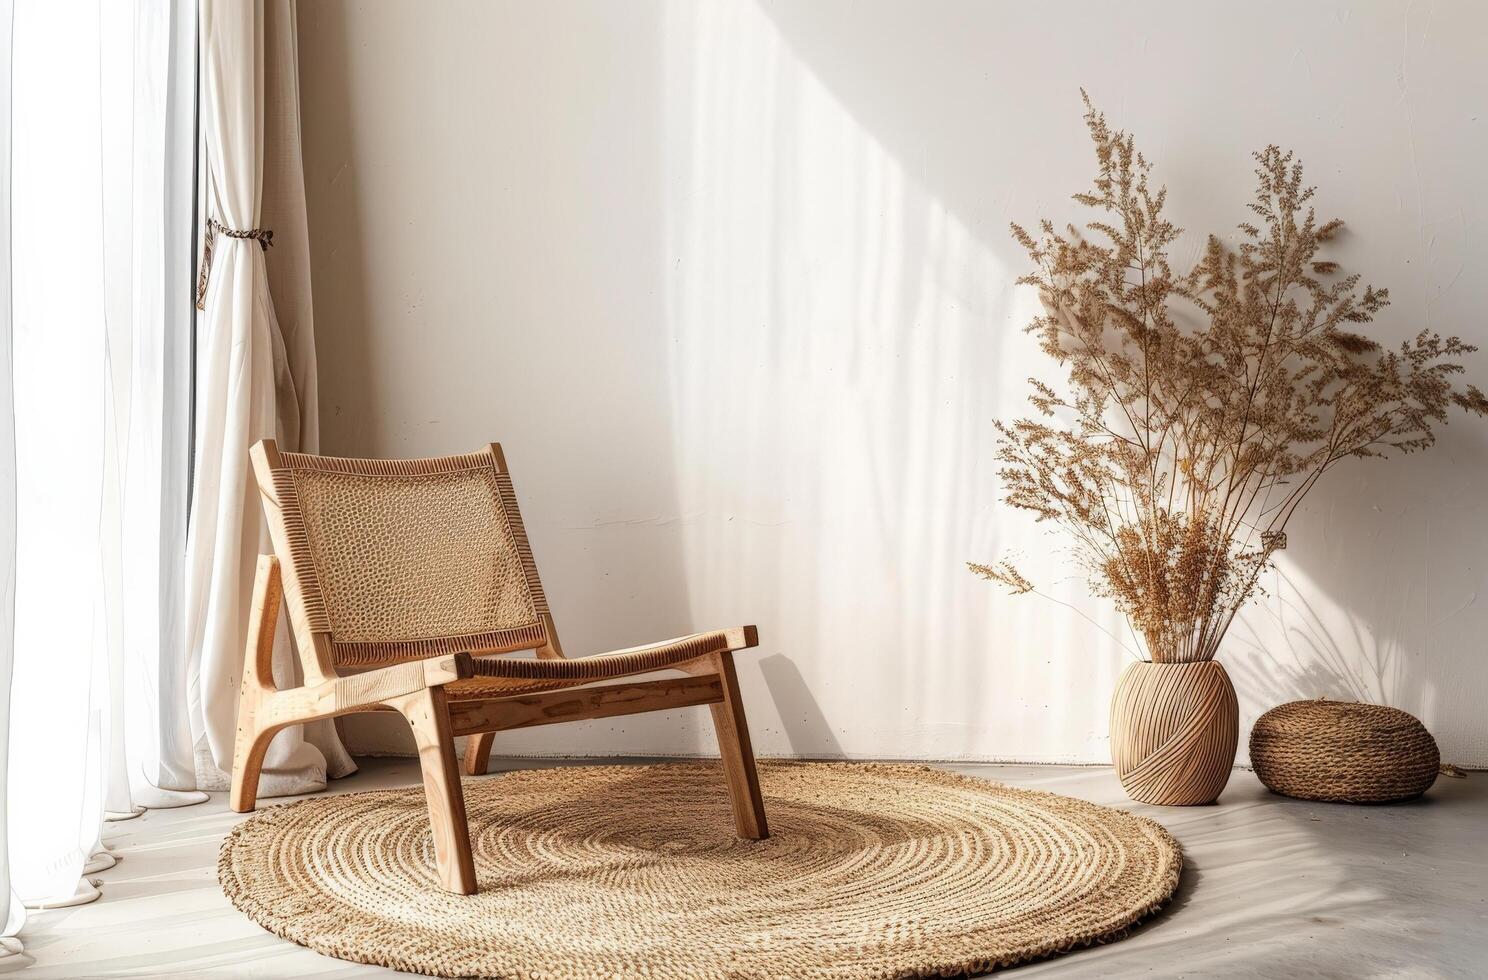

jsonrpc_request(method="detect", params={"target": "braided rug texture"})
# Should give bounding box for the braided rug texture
[1250,699,1440,803]
[219,762,1181,979]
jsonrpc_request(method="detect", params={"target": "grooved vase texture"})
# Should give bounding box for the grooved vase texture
[1249,699,1440,803]
[1111,660,1239,806]
[219,762,1183,978]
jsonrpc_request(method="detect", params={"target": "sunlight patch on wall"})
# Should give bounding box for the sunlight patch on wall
[659,0,1131,761]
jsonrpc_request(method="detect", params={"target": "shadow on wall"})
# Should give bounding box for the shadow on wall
[1225,430,1488,761]
[298,0,707,758]
[708,0,1487,762]
[757,655,846,758]
[296,2,379,455]
[658,0,1136,766]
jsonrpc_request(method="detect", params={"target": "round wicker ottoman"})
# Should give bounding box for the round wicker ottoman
[1249,699,1440,804]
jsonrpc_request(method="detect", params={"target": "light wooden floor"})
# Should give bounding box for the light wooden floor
[4,758,1484,979]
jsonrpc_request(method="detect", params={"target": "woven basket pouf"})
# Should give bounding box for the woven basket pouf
[1249,699,1440,803]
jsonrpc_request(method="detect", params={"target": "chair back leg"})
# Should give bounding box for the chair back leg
[391,686,478,895]
[464,731,495,776]
[708,651,769,839]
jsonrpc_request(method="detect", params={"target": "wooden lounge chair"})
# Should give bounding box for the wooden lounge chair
[230,440,768,894]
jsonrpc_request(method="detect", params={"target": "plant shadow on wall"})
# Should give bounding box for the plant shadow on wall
[1223,564,1410,714]
[1218,401,1488,741]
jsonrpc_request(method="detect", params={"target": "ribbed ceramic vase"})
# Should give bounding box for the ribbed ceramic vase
[1110,660,1238,805]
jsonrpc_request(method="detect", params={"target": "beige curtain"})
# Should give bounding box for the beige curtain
[186,0,354,795]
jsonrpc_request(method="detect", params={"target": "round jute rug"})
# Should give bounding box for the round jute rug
[219,762,1181,978]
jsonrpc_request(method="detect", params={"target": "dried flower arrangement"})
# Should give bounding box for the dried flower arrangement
[974,95,1488,665]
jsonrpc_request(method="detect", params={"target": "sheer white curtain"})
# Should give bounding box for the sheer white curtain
[1,0,19,954]
[186,0,352,795]
[1,0,338,945]
[4,0,202,928]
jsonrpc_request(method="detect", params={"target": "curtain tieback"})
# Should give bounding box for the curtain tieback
[195,217,275,310]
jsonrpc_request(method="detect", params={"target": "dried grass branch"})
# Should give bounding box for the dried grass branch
[977,94,1488,664]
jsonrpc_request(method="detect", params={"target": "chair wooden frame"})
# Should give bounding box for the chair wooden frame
[230,440,768,895]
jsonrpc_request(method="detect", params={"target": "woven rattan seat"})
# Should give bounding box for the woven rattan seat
[229,441,769,895]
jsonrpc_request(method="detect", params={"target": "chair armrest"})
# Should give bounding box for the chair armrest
[585,625,758,660]
[331,653,474,712]
[721,625,759,651]
[257,653,475,728]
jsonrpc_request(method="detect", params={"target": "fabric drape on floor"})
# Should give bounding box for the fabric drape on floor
[5,0,205,920]
[186,0,354,795]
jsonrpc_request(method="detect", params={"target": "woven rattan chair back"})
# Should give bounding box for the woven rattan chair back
[253,441,552,671]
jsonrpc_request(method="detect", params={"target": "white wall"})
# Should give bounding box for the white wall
[297,0,1488,765]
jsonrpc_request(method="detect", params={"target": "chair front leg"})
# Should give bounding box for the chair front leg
[390,686,478,895]
[231,556,282,813]
[708,651,769,839]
